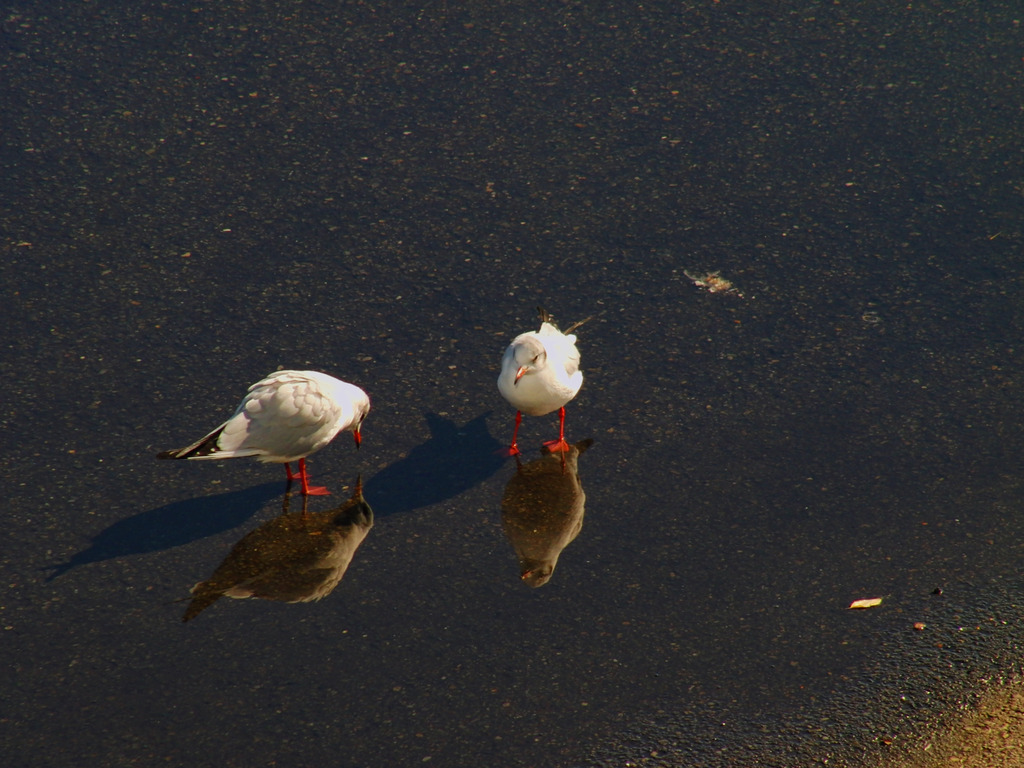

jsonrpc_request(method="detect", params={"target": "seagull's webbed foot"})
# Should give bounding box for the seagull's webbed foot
[542,438,571,453]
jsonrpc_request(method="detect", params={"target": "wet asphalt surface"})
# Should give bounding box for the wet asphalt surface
[2,2,1023,766]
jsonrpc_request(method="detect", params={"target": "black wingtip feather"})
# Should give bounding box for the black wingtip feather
[156,426,225,461]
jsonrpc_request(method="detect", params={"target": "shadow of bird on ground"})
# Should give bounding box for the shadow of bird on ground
[44,482,280,581]
[364,411,505,516]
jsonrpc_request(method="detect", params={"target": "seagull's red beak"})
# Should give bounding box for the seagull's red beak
[353,427,362,449]
[514,366,527,385]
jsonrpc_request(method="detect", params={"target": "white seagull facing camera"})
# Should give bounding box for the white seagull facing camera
[497,308,590,456]
[158,370,370,496]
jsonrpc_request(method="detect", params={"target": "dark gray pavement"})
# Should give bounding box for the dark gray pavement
[2,2,1023,766]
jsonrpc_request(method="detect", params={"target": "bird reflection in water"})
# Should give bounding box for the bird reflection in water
[182,478,373,621]
[501,439,593,587]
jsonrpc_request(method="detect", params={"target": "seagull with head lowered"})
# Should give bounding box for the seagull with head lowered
[158,370,370,496]
[497,308,589,456]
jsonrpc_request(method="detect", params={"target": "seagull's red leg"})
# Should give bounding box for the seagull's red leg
[542,407,571,453]
[297,457,330,496]
[502,411,523,457]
